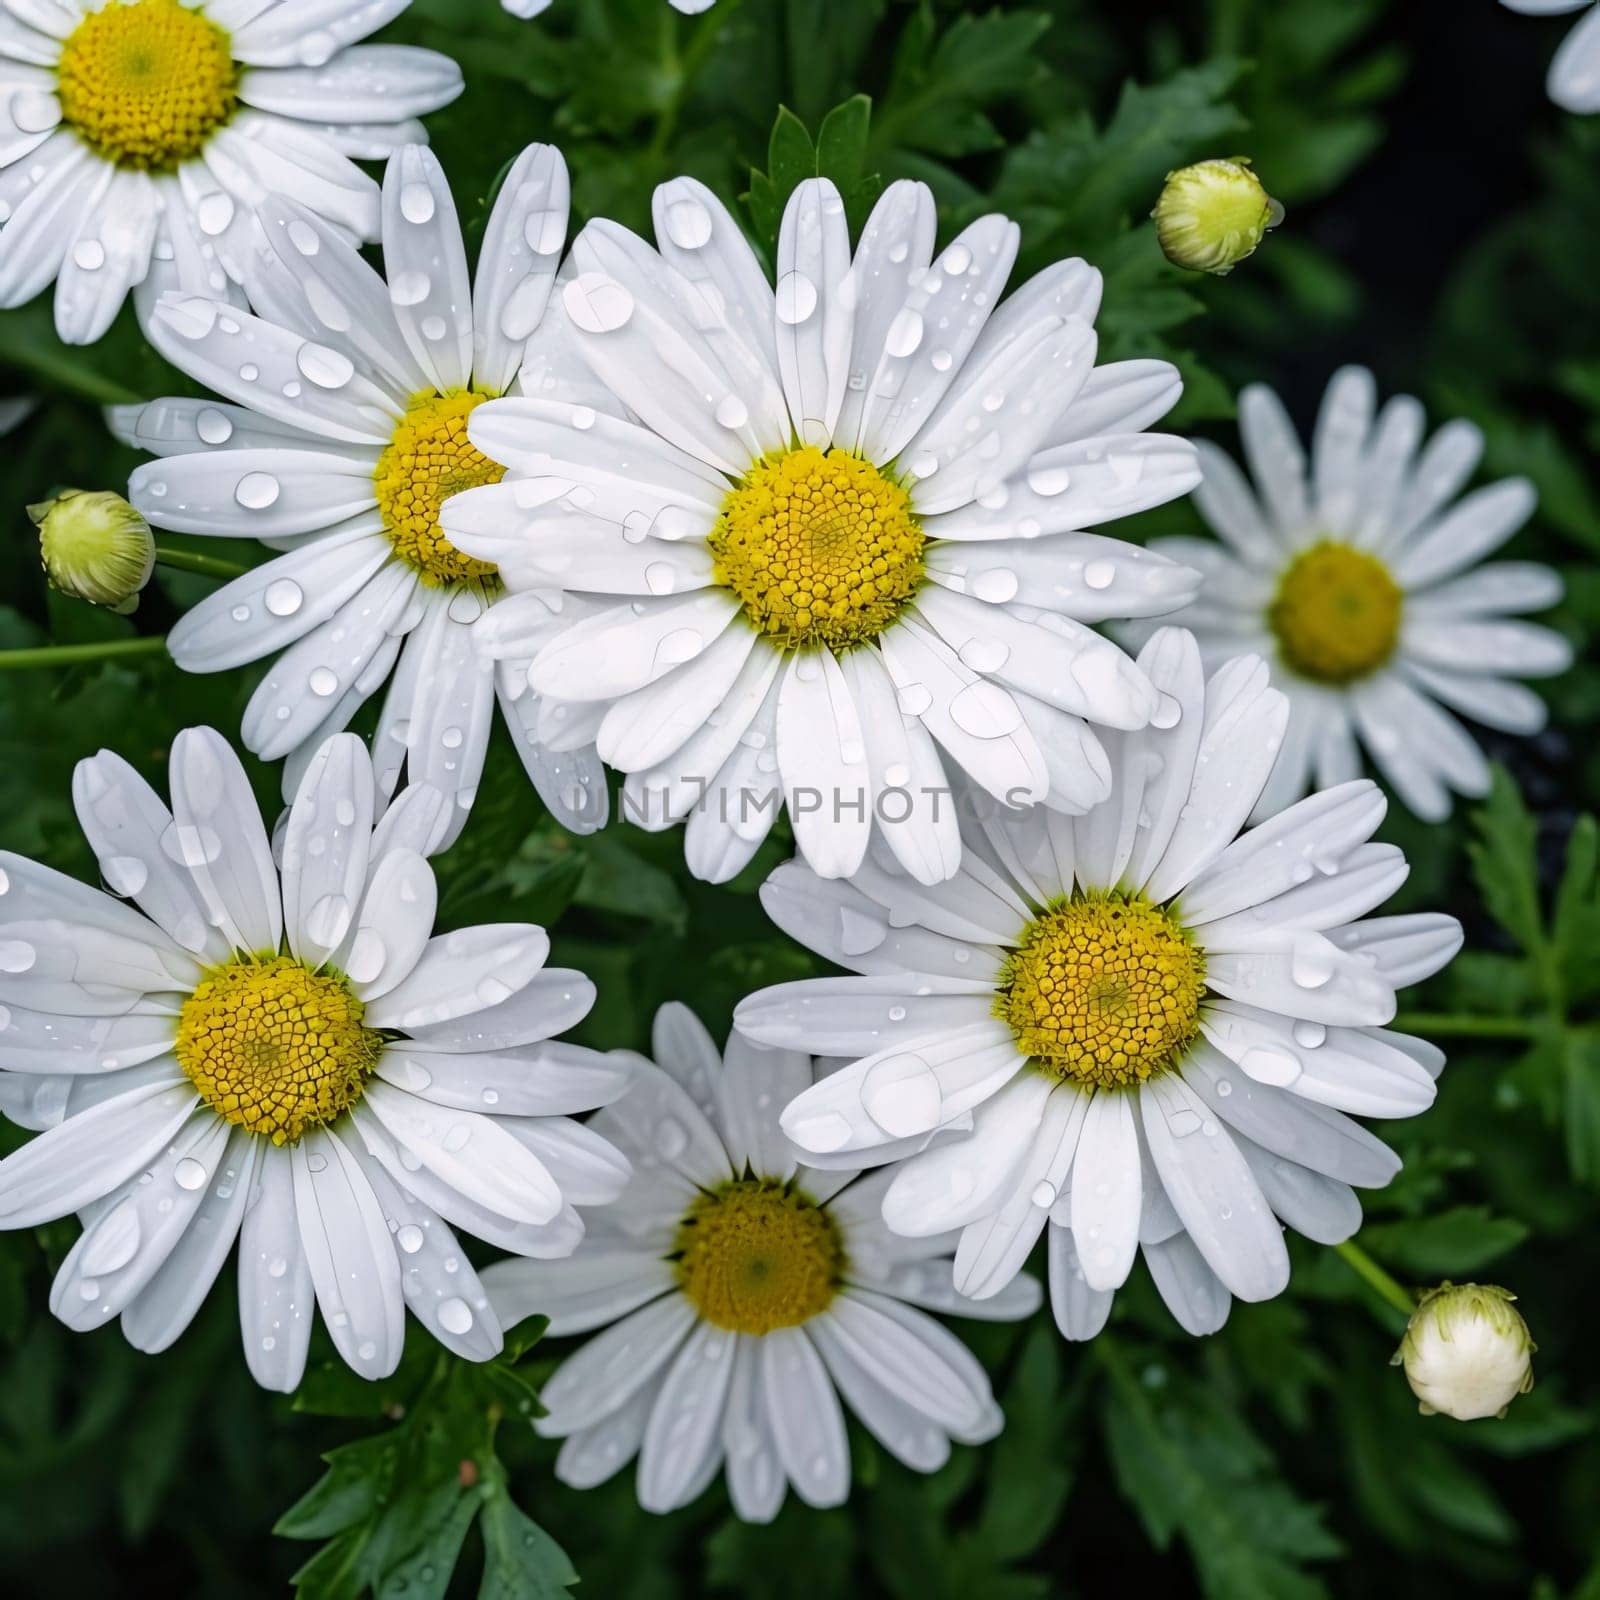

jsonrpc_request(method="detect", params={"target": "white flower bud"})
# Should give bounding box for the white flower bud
[29,489,155,615]
[1153,157,1283,275]
[1394,1283,1535,1421]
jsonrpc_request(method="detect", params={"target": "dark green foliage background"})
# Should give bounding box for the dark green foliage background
[0,0,1596,1595]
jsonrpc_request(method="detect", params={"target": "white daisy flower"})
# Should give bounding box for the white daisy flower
[445,175,1203,888]
[483,1002,1038,1520]
[1502,1,1600,112]
[1134,367,1571,822]
[118,141,609,847]
[0,0,462,344]
[0,726,633,1390]
[735,627,1463,1341]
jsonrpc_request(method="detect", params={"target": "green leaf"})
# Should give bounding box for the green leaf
[1468,767,1545,956]
[746,97,884,255]
[1359,1207,1530,1277]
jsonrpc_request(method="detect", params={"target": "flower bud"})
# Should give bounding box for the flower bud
[1153,157,1283,276]
[29,490,155,615]
[1394,1283,1535,1421]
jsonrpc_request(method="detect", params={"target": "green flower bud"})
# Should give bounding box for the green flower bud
[29,490,155,616]
[1394,1283,1535,1421]
[1153,157,1283,276]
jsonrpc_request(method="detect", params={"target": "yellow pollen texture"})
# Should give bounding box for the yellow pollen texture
[374,391,504,587]
[997,892,1205,1090]
[175,956,383,1145]
[57,0,239,171]
[1269,540,1404,684]
[674,1179,845,1335]
[708,446,924,651]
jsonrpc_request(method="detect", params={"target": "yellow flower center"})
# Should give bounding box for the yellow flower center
[374,391,504,588]
[56,0,239,172]
[708,446,924,651]
[1269,541,1403,685]
[674,1179,845,1335]
[174,956,383,1145]
[996,892,1205,1090]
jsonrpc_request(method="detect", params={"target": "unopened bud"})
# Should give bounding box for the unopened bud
[1394,1283,1535,1421]
[1153,158,1283,276]
[29,490,155,615]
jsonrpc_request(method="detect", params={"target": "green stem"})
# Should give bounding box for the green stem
[649,0,745,160]
[1392,1012,1541,1039]
[1335,1240,1416,1319]
[0,636,168,670]
[154,545,250,581]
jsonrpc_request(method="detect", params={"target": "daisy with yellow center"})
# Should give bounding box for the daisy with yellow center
[0,0,462,345]
[0,726,632,1392]
[484,1003,1038,1521]
[448,172,1207,889]
[739,626,1464,1343]
[122,142,606,849]
[1131,367,1571,822]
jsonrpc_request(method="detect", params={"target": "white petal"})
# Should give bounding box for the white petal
[360,1080,564,1225]
[774,178,853,447]
[166,727,282,953]
[717,1031,810,1181]
[1047,1224,1114,1340]
[537,1293,698,1435]
[1143,1232,1232,1336]
[777,650,873,880]
[238,1145,316,1392]
[365,923,550,1031]
[481,1250,673,1337]
[291,1127,405,1378]
[280,733,373,964]
[638,1321,737,1513]
[1070,1090,1143,1291]
[1139,1075,1289,1302]
[758,1326,850,1508]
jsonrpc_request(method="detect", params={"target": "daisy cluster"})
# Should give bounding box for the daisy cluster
[0,0,1572,1533]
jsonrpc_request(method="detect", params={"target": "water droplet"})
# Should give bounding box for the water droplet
[664,197,713,249]
[102,855,148,897]
[196,408,233,445]
[774,271,818,325]
[396,1224,424,1254]
[1084,560,1116,590]
[72,238,105,271]
[308,665,338,697]
[264,579,304,617]
[438,1297,473,1335]
[0,941,34,973]
[400,181,436,224]
[296,342,355,390]
[656,1118,688,1159]
[235,472,280,510]
[715,394,749,430]
[1027,462,1072,497]
[174,1157,208,1191]
[563,273,635,334]
[884,307,924,358]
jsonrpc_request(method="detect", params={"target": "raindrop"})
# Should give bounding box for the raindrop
[102,855,148,897]
[1083,560,1116,590]
[664,197,713,249]
[774,271,818,325]
[308,666,338,697]
[396,1224,424,1254]
[970,567,1019,604]
[390,270,430,307]
[656,1118,688,1159]
[296,342,355,390]
[264,579,304,617]
[861,1052,941,1138]
[400,181,436,224]
[0,941,34,973]
[196,408,233,445]
[884,307,924,358]
[1292,1021,1327,1049]
[715,394,749,430]
[438,1298,474,1335]
[1031,1180,1058,1209]
[1027,462,1072,497]
[174,1157,208,1191]
[1240,1046,1300,1088]
[72,239,105,272]
[563,274,635,334]
[235,472,280,510]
